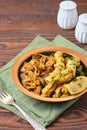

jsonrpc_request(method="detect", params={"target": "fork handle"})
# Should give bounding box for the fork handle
[12,102,47,130]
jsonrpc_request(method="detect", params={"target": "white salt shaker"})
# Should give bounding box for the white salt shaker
[57,0,78,29]
[75,13,87,43]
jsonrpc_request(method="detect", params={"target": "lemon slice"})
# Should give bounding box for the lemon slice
[65,76,87,95]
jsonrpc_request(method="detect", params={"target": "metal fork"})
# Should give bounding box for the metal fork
[0,90,47,130]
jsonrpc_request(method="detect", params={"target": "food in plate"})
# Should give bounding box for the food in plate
[19,51,87,98]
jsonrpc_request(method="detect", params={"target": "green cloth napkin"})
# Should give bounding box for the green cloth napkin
[0,35,87,127]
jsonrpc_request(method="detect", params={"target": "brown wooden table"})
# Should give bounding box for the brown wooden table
[0,0,87,130]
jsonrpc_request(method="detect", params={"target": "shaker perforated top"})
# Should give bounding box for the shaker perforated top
[60,1,77,10]
[79,14,87,24]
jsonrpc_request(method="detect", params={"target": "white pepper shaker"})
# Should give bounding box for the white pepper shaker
[57,0,78,29]
[75,13,87,43]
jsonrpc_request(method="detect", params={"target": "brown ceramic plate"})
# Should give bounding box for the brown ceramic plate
[12,46,87,102]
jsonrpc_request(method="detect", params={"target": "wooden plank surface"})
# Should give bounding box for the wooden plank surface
[0,0,87,130]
